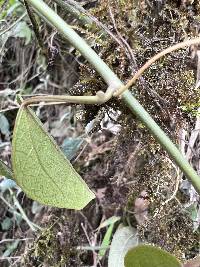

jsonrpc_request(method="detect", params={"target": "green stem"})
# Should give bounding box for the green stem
[53,0,93,26]
[22,86,116,106]
[123,91,200,191]
[25,0,200,193]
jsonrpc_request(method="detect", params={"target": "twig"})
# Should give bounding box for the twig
[0,256,21,260]
[0,13,27,37]
[0,0,9,14]
[195,51,200,89]
[108,3,170,111]
[186,108,200,160]
[0,107,19,113]
[81,222,92,245]
[163,159,181,205]
[54,0,135,65]
[0,195,22,217]
[24,0,48,56]
[114,37,200,96]
[108,3,137,68]
[0,194,41,231]
[0,238,33,244]
[80,222,98,267]
[53,0,92,25]
[2,189,42,231]
[77,245,109,251]
[11,191,42,231]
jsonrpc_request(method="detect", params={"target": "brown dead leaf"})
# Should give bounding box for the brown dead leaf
[184,256,200,267]
[134,190,150,225]
[96,187,106,200]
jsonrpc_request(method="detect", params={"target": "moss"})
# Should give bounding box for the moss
[120,128,199,260]
[125,149,199,260]
[22,215,82,267]
[74,0,198,130]
[138,203,199,260]
[23,227,68,266]
[69,0,200,261]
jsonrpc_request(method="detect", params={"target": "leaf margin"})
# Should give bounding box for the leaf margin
[11,106,95,209]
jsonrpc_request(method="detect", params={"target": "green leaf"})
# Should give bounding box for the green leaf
[3,240,19,258]
[98,222,114,258]
[0,178,16,192]
[12,107,95,209]
[98,216,121,258]
[0,113,10,136]
[185,204,198,221]
[0,160,14,180]
[108,226,139,267]
[31,201,43,214]
[61,137,83,160]
[13,21,32,45]
[6,2,20,16]
[98,216,120,230]
[124,245,182,267]
[1,217,12,231]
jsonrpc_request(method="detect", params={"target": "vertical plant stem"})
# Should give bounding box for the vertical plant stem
[123,91,200,192]
[25,0,200,193]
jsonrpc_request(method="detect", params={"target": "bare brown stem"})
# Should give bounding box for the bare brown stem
[114,37,200,96]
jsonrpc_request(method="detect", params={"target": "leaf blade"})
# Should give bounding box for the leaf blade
[108,226,139,267]
[0,113,10,136]
[98,216,120,230]
[124,245,182,267]
[99,222,114,258]
[12,107,95,209]
[0,160,14,180]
